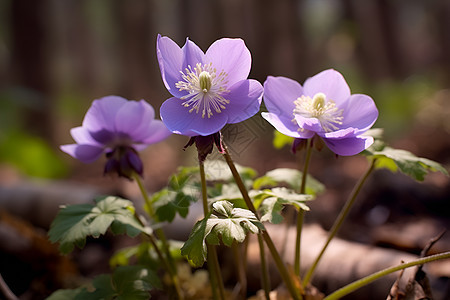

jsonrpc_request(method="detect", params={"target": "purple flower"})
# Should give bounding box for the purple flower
[60,96,171,178]
[262,69,378,156]
[156,34,263,136]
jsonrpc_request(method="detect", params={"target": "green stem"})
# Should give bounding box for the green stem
[257,234,271,300]
[133,212,183,299]
[299,138,313,194]
[199,161,210,214]
[232,241,247,298]
[134,173,155,217]
[222,146,302,300]
[133,174,183,300]
[134,174,175,269]
[324,251,450,300]
[302,159,376,287]
[294,210,305,276]
[295,138,313,276]
[208,245,225,300]
[199,160,226,300]
[222,147,257,212]
[146,232,178,289]
[207,248,219,300]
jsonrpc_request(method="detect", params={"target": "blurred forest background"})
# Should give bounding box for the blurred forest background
[0,0,449,299]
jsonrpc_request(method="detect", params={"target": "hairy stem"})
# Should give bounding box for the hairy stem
[324,251,450,300]
[303,159,376,287]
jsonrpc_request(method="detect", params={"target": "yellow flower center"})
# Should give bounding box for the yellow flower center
[199,71,212,92]
[293,92,344,132]
[175,63,230,118]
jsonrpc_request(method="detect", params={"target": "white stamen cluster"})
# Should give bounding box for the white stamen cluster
[175,63,230,118]
[293,92,344,132]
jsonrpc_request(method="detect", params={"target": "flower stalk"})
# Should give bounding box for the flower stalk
[295,137,313,276]
[324,251,450,300]
[231,241,248,298]
[257,234,271,300]
[222,145,302,300]
[134,174,176,269]
[199,160,226,300]
[133,174,183,300]
[302,158,376,287]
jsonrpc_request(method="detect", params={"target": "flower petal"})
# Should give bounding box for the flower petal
[263,76,302,121]
[303,69,350,105]
[339,94,378,133]
[205,38,251,86]
[323,135,374,156]
[160,96,228,136]
[157,35,185,98]
[262,112,314,139]
[82,96,127,133]
[70,127,102,146]
[224,79,263,124]
[60,144,104,163]
[321,127,358,139]
[294,115,323,133]
[181,37,204,69]
[140,120,172,144]
[114,100,156,141]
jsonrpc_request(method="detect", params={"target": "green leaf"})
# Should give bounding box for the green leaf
[273,130,295,149]
[207,201,262,246]
[253,168,325,195]
[180,217,212,267]
[152,189,194,222]
[48,196,150,254]
[180,201,262,266]
[168,165,199,191]
[150,165,199,222]
[254,187,313,224]
[110,240,184,269]
[208,183,247,208]
[45,288,84,300]
[366,146,449,181]
[77,265,160,300]
[110,245,140,268]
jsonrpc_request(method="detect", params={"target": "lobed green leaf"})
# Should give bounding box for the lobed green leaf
[82,265,160,300]
[180,201,262,266]
[48,196,149,254]
[366,146,449,181]
[253,168,325,195]
[253,187,313,224]
[207,201,262,246]
[180,218,212,267]
[45,266,160,300]
[151,189,194,222]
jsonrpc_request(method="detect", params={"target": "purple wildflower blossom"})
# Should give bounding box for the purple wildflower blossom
[156,34,263,136]
[262,69,378,156]
[60,96,171,178]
